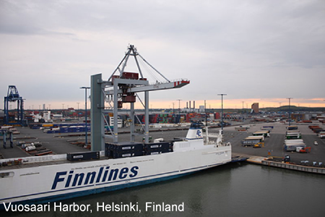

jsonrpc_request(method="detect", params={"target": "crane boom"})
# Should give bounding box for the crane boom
[129,79,190,92]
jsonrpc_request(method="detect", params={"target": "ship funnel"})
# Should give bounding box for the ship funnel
[186,122,203,139]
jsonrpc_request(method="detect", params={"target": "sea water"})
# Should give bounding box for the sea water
[2,163,325,217]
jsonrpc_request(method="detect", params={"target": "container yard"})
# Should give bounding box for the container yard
[1,118,325,172]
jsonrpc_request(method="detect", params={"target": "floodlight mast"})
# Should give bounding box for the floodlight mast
[91,45,190,151]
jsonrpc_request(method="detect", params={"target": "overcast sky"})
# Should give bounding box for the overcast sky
[1,0,324,109]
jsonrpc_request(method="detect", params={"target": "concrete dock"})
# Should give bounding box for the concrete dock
[261,160,325,174]
[231,152,325,175]
[1,121,324,174]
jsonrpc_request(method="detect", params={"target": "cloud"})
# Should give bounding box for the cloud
[0,0,324,109]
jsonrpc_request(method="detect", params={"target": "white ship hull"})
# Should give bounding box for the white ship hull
[0,144,231,207]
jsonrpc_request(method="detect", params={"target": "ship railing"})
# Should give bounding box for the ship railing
[0,151,106,166]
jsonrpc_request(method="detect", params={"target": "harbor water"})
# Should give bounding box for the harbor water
[2,163,325,217]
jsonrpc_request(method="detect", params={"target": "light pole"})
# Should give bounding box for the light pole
[242,101,244,121]
[81,87,90,146]
[205,100,207,126]
[218,94,227,131]
[287,98,292,126]
[177,99,181,115]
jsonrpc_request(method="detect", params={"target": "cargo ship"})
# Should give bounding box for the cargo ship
[0,123,231,208]
[0,45,231,208]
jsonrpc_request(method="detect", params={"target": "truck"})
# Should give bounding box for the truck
[284,140,306,152]
[235,126,250,131]
[284,139,304,144]
[318,131,325,139]
[252,130,270,138]
[242,136,264,148]
[261,126,274,130]
[286,130,302,139]
[287,125,298,130]
[284,155,290,162]
[296,147,311,153]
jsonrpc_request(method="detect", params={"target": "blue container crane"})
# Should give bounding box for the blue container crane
[4,85,24,126]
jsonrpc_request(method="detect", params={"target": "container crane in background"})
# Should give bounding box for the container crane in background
[4,85,24,126]
[90,45,190,151]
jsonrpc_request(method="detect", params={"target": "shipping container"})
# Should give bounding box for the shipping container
[67,151,100,161]
[312,128,323,133]
[122,95,136,103]
[112,152,142,158]
[286,130,302,139]
[252,131,270,138]
[284,139,304,144]
[105,142,143,159]
[284,143,306,151]
[242,136,264,147]
[143,142,173,155]
[122,72,139,80]
[287,125,298,130]
[262,126,274,129]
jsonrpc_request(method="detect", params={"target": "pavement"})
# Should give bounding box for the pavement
[1,121,324,166]
[0,126,87,159]
[224,122,325,165]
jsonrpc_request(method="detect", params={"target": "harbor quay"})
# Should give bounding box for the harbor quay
[0,121,324,173]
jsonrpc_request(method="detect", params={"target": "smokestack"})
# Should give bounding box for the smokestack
[186,102,188,109]
[189,101,191,110]
[193,101,195,109]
